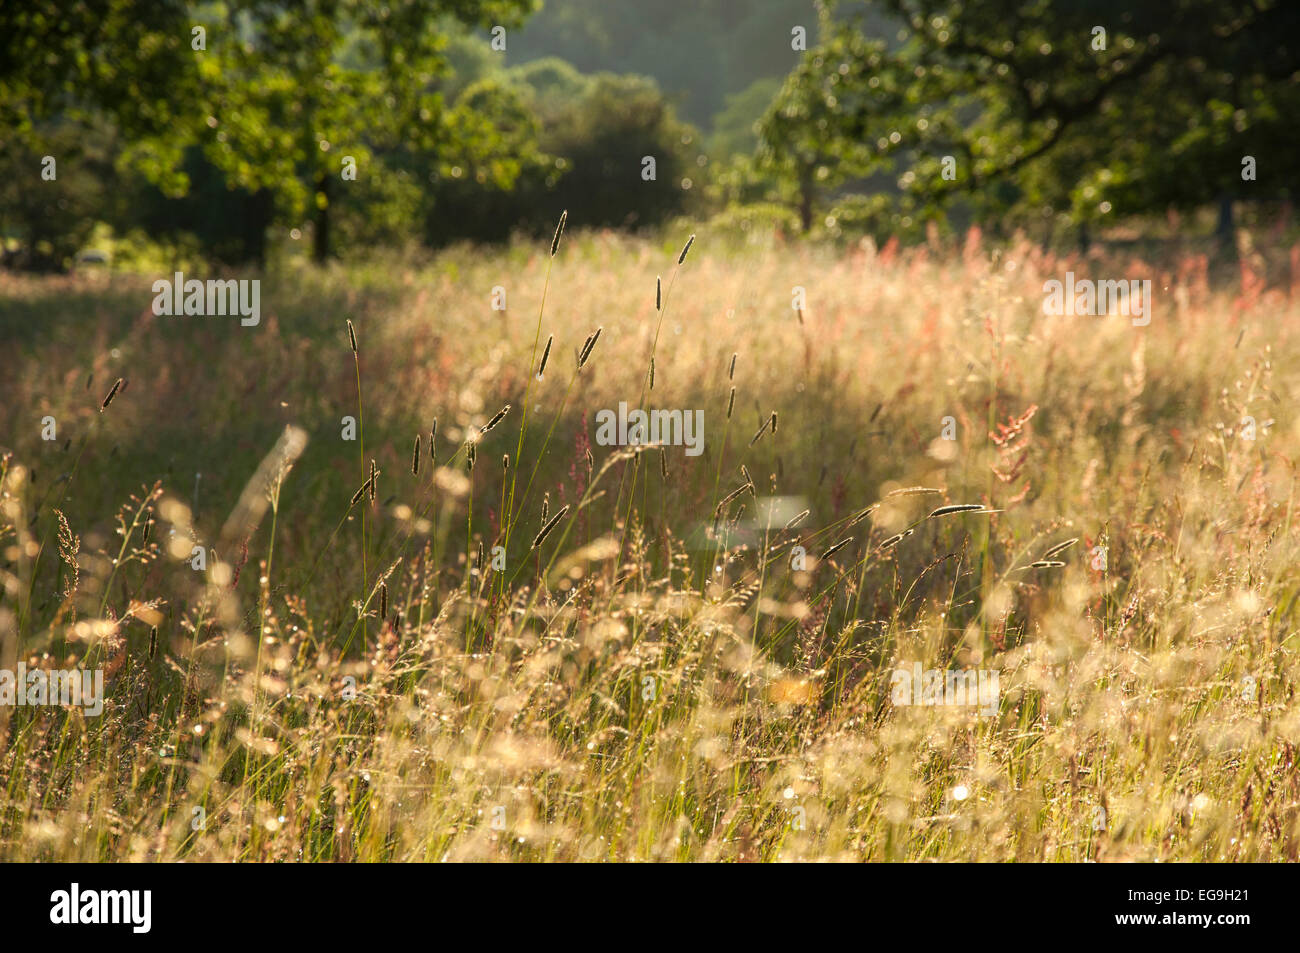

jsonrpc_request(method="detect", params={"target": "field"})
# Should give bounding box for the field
[1,225,1299,861]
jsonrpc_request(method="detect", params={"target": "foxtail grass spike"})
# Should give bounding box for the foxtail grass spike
[714,482,747,516]
[550,210,568,257]
[532,505,569,549]
[1043,538,1079,559]
[100,378,123,412]
[578,327,602,368]
[480,404,511,435]
[820,537,854,560]
[927,503,985,518]
[538,335,553,378]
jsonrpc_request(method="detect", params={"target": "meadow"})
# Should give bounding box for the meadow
[1,223,1298,861]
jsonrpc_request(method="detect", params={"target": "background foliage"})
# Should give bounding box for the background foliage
[0,0,1296,263]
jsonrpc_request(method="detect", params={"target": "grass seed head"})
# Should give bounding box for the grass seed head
[1043,538,1080,559]
[550,210,567,257]
[927,503,985,518]
[820,537,854,560]
[532,505,569,549]
[100,378,124,412]
[578,327,602,369]
[480,404,512,436]
[538,335,553,378]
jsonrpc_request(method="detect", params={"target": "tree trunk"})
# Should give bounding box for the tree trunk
[1215,193,1238,266]
[1215,194,1235,244]
[243,188,272,270]
[797,162,815,234]
[313,173,332,264]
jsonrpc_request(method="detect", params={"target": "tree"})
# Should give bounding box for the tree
[0,1,541,265]
[178,1,539,262]
[0,118,114,271]
[758,0,1300,237]
[531,73,700,231]
[758,14,909,232]
[418,75,554,246]
[0,1,199,142]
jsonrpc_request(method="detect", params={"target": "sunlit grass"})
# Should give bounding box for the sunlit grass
[1,226,1298,861]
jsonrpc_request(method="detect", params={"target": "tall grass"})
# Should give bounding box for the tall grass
[0,226,1298,860]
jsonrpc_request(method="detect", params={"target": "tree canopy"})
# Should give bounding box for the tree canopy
[758,0,1300,235]
[1,0,539,263]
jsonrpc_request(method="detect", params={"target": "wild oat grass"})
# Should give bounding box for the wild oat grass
[0,227,1298,861]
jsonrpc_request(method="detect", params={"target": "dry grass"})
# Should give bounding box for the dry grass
[1,226,1299,861]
